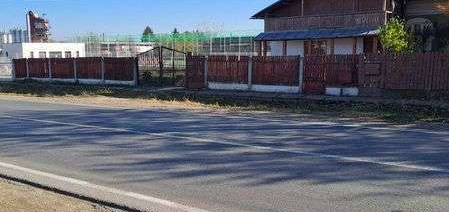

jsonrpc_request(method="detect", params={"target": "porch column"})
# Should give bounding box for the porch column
[282,40,288,56]
[258,41,263,56]
[262,40,268,57]
[330,39,335,55]
[352,37,358,55]
[372,36,379,54]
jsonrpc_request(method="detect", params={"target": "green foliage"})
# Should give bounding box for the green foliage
[141,26,154,42]
[379,18,413,53]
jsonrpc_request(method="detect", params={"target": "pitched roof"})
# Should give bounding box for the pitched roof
[254,27,379,41]
[251,0,285,19]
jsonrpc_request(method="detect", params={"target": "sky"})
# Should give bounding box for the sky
[1,0,275,40]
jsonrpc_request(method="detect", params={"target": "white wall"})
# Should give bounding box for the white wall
[269,41,283,56]
[333,38,364,55]
[287,40,304,56]
[269,40,304,56]
[22,43,86,58]
[269,38,364,56]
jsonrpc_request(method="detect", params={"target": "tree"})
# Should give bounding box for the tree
[379,18,413,53]
[172,28,179,35]
[141,26,154,42]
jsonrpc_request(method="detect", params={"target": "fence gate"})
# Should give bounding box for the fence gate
[138,46,187,86]
[0,57,12,81]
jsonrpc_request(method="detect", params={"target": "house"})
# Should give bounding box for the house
[252,0,449,56]
[252,0,393,56]
[400,0,449,51]
[0,42,86,59]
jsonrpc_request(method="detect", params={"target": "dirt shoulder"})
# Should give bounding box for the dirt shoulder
[1,81,449,125]
[0,178,121,212]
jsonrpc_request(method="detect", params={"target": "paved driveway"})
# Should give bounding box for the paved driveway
[0,99,448,212]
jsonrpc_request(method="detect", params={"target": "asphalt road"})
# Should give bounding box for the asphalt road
[0,99,449,212]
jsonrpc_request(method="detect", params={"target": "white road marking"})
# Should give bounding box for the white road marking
[0,161,211,212]
[2,115,449,174]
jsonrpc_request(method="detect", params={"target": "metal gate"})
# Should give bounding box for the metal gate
[137,46,187,86]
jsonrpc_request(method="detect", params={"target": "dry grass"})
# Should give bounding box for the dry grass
[0,179,120,212]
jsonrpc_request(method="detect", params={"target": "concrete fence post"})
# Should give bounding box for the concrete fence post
[26,58,30,79]
[133,57,139,86]
[11,60,16,81]
[204,56,208,88]
[298,56,305,94]
[101,57,105,84]
[48,58,52,80]
[73,58,78,83]
[248,56,253,91]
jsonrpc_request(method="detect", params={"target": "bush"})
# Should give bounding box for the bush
[379,18,413,53]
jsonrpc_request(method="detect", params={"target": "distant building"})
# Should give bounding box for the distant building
[26,11,50,43]
[0,43,85,59]
[0,29,28,44]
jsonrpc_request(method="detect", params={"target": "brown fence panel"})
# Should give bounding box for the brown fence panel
[304,55,358,94]
[207,56,248,83]
[252,56,299,86]
[76,57,102,79]
[185,55,206,89]
[28,58,49,78]
[358,53,449,94]
[104,57,135,81]
[12,59,27,78]
[51,58,75,79]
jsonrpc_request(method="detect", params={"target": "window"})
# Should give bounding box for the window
[305,40,328,55]
[30,52,34,58]
[65,51,72,58]
[39,51,47,58]
[49,51,63,58]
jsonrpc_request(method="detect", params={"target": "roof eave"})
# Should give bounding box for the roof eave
[251,0,284,19]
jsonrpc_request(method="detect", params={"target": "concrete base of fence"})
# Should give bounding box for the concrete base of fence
[326,87,359,97]
[0,78,13,82]
[208,82,249,91]
[208,82,300,94]
[251,85,300,93]
[342,87,359,97]
[15,78,136,86]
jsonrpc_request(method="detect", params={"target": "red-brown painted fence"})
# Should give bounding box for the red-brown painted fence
[304,55,358,94]
[104,57,136,81]
[12,57,138,85]
[28,58,49,78]
[76,58,102,79]
[13,59,27,78]
[184,53,449,95]
[185,55,206,89]
[51,58,74,79]
[359,53,449,92]
[252,56,300,86]
[207,56,248,83]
